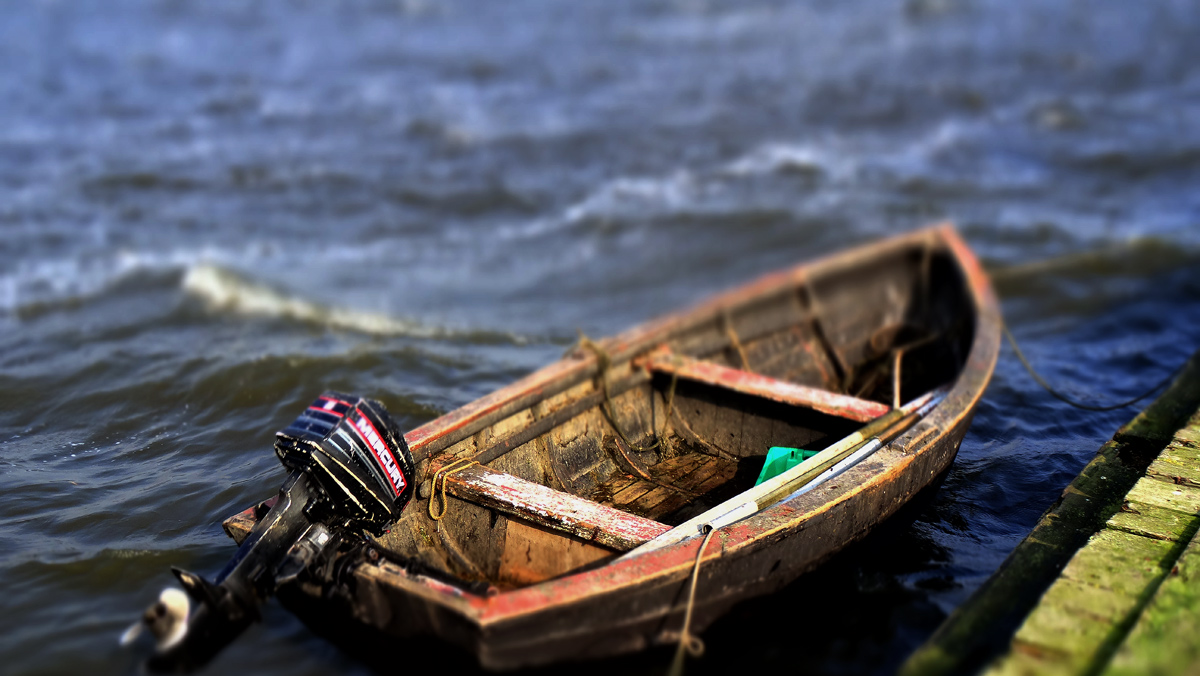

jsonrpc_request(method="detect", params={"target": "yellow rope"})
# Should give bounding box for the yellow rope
[667,525,717,676]
[427,457,479,524]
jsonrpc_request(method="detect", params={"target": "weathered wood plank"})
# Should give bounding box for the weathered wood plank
[656,454,714,487]
[1123,478,1200,517]
[444,465,669,552]
[610,480,656,507]
[649,453,706,484]
[1178,426,1200,446]
[674,456,725,494]
[692,462,739,495]
[637,346,889,422]
[1107,501,1200,543]
[1058,529,1176,595]
[597,474,638,502]
[984,648,1073,676]
[1145,440,1200,487]
[497,519,614,587]
[1038,578,1144,623]
[642,491,691,520]
[1010,601,1121,669]
[999,530,1177,672]
[1104,534,1200,675]
[626,486,677,515]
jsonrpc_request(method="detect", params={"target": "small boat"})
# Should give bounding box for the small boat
[221,224,1000,669]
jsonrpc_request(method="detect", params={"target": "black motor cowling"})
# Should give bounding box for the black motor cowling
[274,392,416,534]
[138,392,415,672]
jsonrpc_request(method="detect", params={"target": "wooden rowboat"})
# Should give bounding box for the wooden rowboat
[223,224,1000,669]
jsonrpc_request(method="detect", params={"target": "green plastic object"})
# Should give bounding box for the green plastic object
[756,446,819,486]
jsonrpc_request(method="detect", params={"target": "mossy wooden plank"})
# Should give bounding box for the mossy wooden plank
[902,351,1200,676]
[1037,578,1144,622]
[1123,478,1200,517]
[899,453,1140,676]
[1175,425,1200,447]
[1162,440,1200,463]
[1012,599,1121,661]
[1106,501,1200,543]
[984,647,1078,676]
[1003,529,1173,675]
[1103,537,1200,676]
[1146,441,1200,486]
[1062,442,1144,506]
[1060,529,1175,595]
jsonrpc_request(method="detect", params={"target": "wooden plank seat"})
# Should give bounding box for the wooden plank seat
[442,464,671,551]
[635,345,889,423]
[435,346,887,554]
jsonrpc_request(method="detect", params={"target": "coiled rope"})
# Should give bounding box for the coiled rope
[1003,322,1184,412]
[427,457,479,525]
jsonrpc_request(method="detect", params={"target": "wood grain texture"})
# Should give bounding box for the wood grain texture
[444,464,670,551]
[221,224,1000,669]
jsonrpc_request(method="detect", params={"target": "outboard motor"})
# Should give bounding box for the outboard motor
[130,392,415,672]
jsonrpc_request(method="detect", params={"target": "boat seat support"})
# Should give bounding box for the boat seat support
[635,345,889,423]
[442,464,670,551]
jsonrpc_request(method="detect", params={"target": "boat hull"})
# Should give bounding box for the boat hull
[223,224,1000,669]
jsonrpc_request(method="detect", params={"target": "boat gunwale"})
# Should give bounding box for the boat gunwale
[366,223,1001,628]
[403,224,969,461]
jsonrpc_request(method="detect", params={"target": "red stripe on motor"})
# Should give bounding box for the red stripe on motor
[316,395,353,409]
[349,412,404,497]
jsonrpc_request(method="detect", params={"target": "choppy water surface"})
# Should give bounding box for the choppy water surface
[2,1,1199,674]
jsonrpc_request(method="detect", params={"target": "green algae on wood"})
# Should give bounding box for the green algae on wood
[1145,439,1200,488]
[900,350,1200,676]
[1106,501,1200,543]
[988,495,1199,676]
[1122,478,1200,517]
[1056,529,1177,596]
[997,529,1178,671]
[1104,535,1200,676]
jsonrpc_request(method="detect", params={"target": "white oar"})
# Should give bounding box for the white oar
[625,386,949,557]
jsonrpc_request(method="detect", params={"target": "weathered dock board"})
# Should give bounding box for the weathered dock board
[901,350,1200,676]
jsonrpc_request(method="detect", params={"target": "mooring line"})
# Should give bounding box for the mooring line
[667,524,717,676]
[1003,322,1184,412]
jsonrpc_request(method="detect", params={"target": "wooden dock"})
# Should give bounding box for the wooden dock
[902,350,1200,676]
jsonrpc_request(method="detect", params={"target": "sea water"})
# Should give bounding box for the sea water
[1,1,1198,673]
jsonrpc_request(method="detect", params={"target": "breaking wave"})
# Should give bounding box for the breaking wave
[182,263,526,343]
[0,248,199,315]
[0,246,528,343]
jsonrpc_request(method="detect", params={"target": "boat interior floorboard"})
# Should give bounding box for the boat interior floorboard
[590,451,756,525]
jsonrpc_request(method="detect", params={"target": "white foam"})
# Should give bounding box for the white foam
[0,248,196,314]
[181,264,452,338]
[0,236,428,316]
[722,142,851,180]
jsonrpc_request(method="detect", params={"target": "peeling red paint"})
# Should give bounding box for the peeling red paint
[384,225,1004,632]
[225,225,1003,667]
[637,346,889,422]
[447,465,669,551]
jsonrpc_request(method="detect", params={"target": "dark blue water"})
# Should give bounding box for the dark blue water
[1,1,1198,673]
